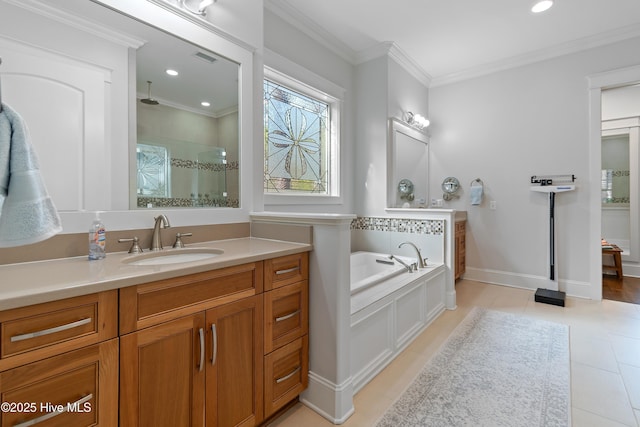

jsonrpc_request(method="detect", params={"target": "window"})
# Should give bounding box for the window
[263,67,340,199]
[136,143,170,197]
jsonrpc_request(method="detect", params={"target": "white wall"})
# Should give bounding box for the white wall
[355,55,430,217]
[429,36,640,298]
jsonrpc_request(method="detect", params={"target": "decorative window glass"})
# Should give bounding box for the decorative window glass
[136,143,170,197]
[264,77,334,195]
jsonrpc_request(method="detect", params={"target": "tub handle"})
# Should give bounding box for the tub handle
[276,366,301,384]
[275,309,301,323]
[275,266,299,275]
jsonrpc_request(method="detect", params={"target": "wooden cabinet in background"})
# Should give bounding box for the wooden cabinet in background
[263,253,309,418]
[120,313,206,427]
[119,262,265,427]
[0,291,118,427]
[455,220,466,280]
[207,295,263,427]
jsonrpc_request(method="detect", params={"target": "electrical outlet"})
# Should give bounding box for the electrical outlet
[490,200,497,210]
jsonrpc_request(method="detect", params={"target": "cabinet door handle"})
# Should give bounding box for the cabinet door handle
[275,266,299,275]
[275,310,301,323]
[276,366,301,384]
[13,394,93,427]
[198,328,205,372]
[211,324,217,366]
[10,317,92,342]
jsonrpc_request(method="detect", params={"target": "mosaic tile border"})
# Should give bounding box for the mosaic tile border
[137,196,239,208]
[171,159,239,172]
[351,216,444,235]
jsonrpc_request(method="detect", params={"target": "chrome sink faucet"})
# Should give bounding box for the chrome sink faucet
[151,214,171,251]
[399,241,427,268]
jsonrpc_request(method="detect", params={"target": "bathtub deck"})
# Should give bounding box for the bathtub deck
[351,263,444,315]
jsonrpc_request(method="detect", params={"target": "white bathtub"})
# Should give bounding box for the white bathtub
[350,251,414,295]
[349,251,446,394]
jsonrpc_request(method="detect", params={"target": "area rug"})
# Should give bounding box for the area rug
[375,308,570,427]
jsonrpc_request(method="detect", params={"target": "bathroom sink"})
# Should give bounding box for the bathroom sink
[122,248,224,266]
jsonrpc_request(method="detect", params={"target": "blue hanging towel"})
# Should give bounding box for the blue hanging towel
[0,103,62,247]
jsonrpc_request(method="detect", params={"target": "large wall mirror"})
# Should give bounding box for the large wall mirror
[132,22,239,209]
[387,118,429,208]
[0,0,253,233]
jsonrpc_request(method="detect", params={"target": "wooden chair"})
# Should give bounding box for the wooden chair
[602,240,623,278]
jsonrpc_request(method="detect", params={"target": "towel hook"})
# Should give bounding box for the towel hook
[470,178,484,187]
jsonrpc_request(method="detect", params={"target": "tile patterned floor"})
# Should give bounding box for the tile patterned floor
[268,280,640,427]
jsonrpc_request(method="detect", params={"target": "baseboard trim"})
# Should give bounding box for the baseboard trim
[462,267,592,299]
[299,371,355,424]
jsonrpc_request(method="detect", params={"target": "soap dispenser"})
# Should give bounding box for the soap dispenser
[88,212,106,260]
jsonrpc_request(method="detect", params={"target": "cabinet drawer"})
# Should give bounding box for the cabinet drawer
[0,291,117,370]
[264,253,309,291]
[264,335,308,417]
[264,281,308,354]
[120,262,263,333]
[0,338,118,427]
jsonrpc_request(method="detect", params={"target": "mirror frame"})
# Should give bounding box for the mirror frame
[55,0,255,232]
[387,118,430,209]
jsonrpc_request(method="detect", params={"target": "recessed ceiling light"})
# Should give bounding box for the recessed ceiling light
[166,69,179,76]
[531,0,554,13]
[201,101,211,107]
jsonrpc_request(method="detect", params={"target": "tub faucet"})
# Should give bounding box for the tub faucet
[399,241,427,269]
[151,214,171,251]
[389,255,414,273]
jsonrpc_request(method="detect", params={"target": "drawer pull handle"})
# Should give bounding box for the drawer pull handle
[276,366,301,384]
[13,394,93,427]
[10,317,92,343]
[275,266,299,275]
[275,310,301,323]
[198,328,205,372]
[211,324,218,366]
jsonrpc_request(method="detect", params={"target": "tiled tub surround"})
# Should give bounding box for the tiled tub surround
[351,217,445,265]
[351,210,466,312]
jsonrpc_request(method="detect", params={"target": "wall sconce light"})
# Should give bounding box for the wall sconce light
[405,112,430,130]
[180,0,216,16]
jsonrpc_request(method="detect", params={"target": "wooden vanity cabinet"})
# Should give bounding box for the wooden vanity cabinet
[455,220,466,280]
[263,253,309,418]
[0,291,118,427]
[119,262,265,427]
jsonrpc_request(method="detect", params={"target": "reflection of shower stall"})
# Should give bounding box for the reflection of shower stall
[136,138,228,208]
[193,148,227,206]
[602,117,639,264]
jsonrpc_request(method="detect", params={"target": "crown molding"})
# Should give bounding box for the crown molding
[2,0,145,48]
[356,42,432,87]
[264,0,356,64]
[264,1,432,88]
[431,23,640,87]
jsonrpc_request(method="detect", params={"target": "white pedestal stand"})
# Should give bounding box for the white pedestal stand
[531,184,576,306]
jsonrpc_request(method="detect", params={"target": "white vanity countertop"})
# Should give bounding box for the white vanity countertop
[0,237,311,311]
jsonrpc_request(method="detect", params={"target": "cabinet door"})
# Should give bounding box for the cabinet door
[207,295,263,427]
[0,338,118,427]
[120,314,206,427]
